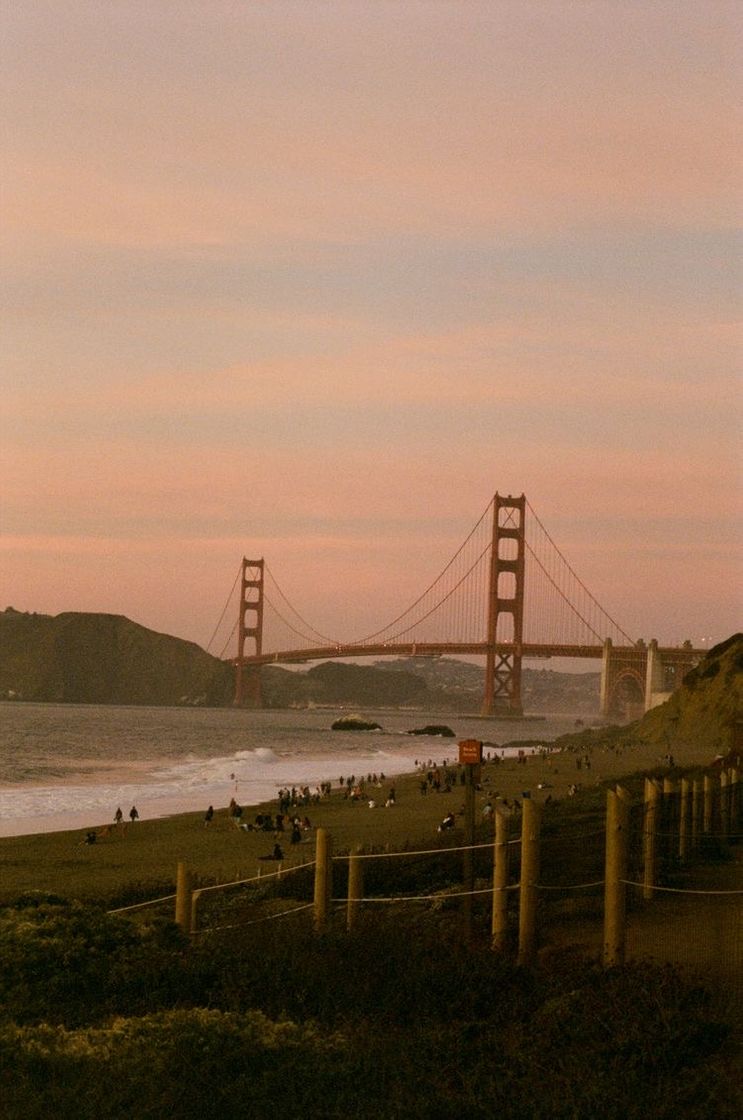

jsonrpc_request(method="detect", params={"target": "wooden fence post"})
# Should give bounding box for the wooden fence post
[603,786,629,967]
[175,861,193,935]
[643,778,660,900]
[731,767,741,833]
[662,777,677,862]
[691,778,701,851]
[517,798,541,967]
[346,847,363,932]
[491,809,509,953]
[190,888,202,936]
[313,828,332,934]
[678,778,690,863]
[703,774,714,836]
[720,770,730,840]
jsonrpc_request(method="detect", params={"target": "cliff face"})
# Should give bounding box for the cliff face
[553,634,742,761]
[634,633,742,755]
[0,609,234,706]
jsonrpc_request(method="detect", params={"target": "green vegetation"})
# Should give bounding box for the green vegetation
[554,634,742,762]
[0,608,233,706]
[0,898,739,1120]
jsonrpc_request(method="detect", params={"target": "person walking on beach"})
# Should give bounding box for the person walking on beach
[129,806,139,822]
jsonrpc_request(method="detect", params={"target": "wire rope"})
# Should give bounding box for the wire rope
[205,563,242,653]
[218,618,239,660]
[348,496,493,644]
[526,500,635,643]
[264,563,340,645]
[262,591,333,647]
[375,544,490,645]
[525,541,604,644]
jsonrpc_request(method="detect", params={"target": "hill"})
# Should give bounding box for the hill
[555,633,742,762]
[373,655,600,713]
[633,632,742,755]
[0,608,234,706]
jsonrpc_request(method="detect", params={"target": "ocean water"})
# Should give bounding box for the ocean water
[0,703,579,837]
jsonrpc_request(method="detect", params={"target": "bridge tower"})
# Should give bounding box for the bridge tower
[481,493,526,716]
[234,557,264,707]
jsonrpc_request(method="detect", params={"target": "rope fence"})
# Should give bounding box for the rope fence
[126,762,741,988]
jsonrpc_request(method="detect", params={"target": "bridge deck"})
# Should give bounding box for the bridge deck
[235,642,700,667]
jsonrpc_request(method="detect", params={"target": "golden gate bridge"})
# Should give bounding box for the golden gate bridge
[208,494,701,717]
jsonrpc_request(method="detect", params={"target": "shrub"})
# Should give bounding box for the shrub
[0,899,188,1026]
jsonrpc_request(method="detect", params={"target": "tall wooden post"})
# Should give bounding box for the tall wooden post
[691,778,701,851]
[346,848,363,932]
[175,861,193,935]
[491,809,509,952]
[643,778,659,900]
[459,740,482,942]
[703,774,714,836]
[517,798,541,967]
[731,767,740,833]
[603,787,629,966]
[678,778,690,863]
[720,770,730,839]
[662,777,677,862]
[313,828,332,934]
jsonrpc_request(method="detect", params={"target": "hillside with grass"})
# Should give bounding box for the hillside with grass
[554,633,742,762]
[635,632,742,754]
[0,608,234,706]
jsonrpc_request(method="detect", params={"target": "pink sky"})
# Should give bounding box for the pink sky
[1,2,740,658]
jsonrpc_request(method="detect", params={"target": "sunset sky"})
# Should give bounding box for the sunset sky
[1,2,740,659]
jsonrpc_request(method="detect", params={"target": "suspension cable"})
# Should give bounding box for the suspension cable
[264,563,340,645]
[373,543,490,645]
[348,496,493,644]
[218,617,239,660]
[205,563,242,653]
[525,541,604,643]
[526,500,635,643]
[263,588,338,647]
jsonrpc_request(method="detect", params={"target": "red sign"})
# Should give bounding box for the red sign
[459,739,483,765]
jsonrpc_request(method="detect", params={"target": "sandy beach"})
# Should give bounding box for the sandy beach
[1,727,728,905]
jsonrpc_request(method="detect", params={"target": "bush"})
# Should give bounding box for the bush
[0,901,738,1119]
[0,898,188,1026]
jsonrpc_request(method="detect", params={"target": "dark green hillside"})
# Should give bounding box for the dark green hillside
[555,634,742,759]
[0,608,233,706]
[634,633,742,754]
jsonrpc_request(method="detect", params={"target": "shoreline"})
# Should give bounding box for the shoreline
[0,728,732,904]
[0,741,539,840]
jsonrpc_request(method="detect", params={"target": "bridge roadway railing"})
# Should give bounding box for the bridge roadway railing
[235,643,701,668]
[234,641,609,667]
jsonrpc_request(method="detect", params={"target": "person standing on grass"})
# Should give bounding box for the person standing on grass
[129,806,139,822]
[204,805,214,827]
[114,807,123,825]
